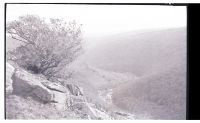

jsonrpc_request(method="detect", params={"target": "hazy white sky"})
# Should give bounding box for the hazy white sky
[7,4,186,37]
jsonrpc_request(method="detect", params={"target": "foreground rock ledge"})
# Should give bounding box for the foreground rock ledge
[12,69,67,104]
[7,62,135,119]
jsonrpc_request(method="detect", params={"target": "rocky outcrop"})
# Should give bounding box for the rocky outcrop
[41,81,68,93]
[52,91,68,110]
[66,95,135,120]
[66,95,85,107]
[65,95,100,119]
[6,62,135,119]
[12,69,54,103]
[6,63,15,94]
[11,68,71,110]
[66,84,83,96]
[69,100,112,119]
[8,63,85,111]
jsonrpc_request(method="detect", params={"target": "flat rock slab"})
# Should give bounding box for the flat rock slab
[41,81,67,93]
[52,90,68,110]
[12,69,53,103]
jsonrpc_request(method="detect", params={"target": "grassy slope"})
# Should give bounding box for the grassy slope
[112,64,186,119]
[6,94,80,119]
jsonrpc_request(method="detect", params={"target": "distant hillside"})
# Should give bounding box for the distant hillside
[84,27,186,77]
[83,27,186,119]
[112,63,186,119]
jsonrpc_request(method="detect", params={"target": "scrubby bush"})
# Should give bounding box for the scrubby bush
[6,15,83,79]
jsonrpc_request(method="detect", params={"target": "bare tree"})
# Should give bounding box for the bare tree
[6,15,83,79]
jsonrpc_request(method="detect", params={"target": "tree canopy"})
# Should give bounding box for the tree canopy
[6,15,83,79]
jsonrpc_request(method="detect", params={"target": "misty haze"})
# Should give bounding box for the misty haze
[6,4,186,120]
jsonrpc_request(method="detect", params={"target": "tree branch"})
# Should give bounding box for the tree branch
[7,27,35,45]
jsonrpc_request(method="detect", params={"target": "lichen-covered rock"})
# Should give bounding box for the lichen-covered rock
[41,81,68,93]
[66,84,83,96]
[11,69,74,108]
[52,90,68,110]
[12,69,53,103]
[71,102,98,119]
[6,63,136,119]
[6,63,15,94]
[67,96,112,120]
[66,95,85,107]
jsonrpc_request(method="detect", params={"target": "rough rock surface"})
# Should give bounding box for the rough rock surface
[11,68,70,107]
[6,63,15,94]
[6,62,135,119]
[12,69,53,103]
[42,81,68,93]
[69,101,111,119]
[52,91,67,110]
[66,84,83,96]
[66,95,85,107]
